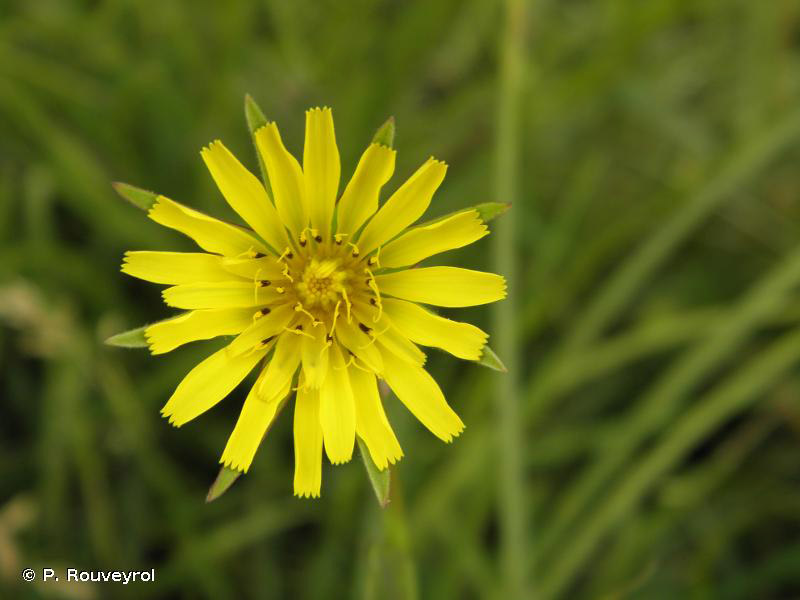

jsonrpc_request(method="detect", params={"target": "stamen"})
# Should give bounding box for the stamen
[349,356,372,373]
[330,300,342,335]
[281,262,294,282]
[334,233,347,245]
[348,242,360,258]
[285,325,314,339]
[277,247,292,263]
[359,325,390,348]
[364,267,383,322]
[252,267,263,304]
[372,245,382,268]
[358,322,371,334]
[335,354,355,370]
[294,302,319,324]
[259,280,271,287]
[253,307,271,321]
[341,287,352,323]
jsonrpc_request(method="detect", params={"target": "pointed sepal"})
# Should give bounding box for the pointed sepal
[358,437,391,508]
[243,94,270,189]
[244,93,268,134]
[476,344,507,372]
[105,325,149,348]
[112,182,158,211]
[206,466,242,502]
[474,202,511,223]
[371,117,396,148]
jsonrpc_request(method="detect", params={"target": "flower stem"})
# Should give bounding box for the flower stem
[493,0,528,597]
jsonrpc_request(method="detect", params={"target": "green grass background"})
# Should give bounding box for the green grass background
[2,0,800,598]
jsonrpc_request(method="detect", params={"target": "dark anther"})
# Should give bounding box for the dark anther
[254,252,266,258]
[365,279,371,285]
[325,334,333,342]
[358,323,371,334]
[259,280,271,287]
[368,257,378,266]
[295,325,304,331]
[259,307,271,316]
[351,250,360,257]
[286,252,294,259]
[335,238,343,245]
[300,238,307,247]
[369,298,377,306]
[314,235,322,243]
[261,336,275,345]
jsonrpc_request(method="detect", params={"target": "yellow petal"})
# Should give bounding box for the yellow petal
[225,303,296,357]
[378,210,488,268]
[145,308,255,355]
[148,195,267,256]
[335,319,384,374]
[254,123,307,236]
[352,300,425,367]
[336,143,395,236]
[122,251,236,285]
[220,256,286,280]
[348,366,402,470]
[356,158,447,255]
[162,281,282,309]
[376,267,506,307]
[382,298,487,360]
[375,326,426,367]
[301,323,330,389]
[293,384,323,498]
[381,351,464,442]
[257,330,303,402]
[161,344,267,427]
[220,369,289,473]
[319,344,355,464]
[201,141,289,253]
[303,107,340,235]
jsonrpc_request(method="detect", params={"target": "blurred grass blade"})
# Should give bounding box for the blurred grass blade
[206,466,242,503]
[105,325,148,348]
[112,182,157,211]
[493,0,526,596]
[476,344,508,372]
[562,107,800,351]
[538,241,800,564]
[539,325,800,598]
[358,437,391,508]
[372,117,395,147]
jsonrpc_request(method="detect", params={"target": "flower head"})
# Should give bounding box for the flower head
[120,106,506,497]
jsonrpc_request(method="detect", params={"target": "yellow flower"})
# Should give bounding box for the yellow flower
[120,107,506,498]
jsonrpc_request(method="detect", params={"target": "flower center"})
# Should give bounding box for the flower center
[296,258,347,309]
